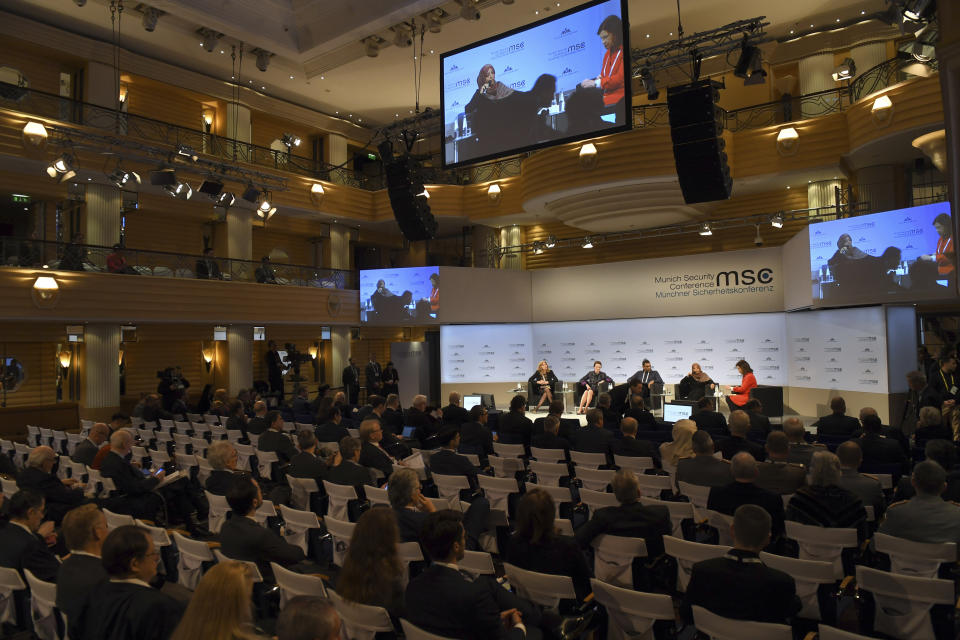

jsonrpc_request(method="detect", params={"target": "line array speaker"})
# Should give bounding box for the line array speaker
[667,81,732,204]
[382,155,438,242]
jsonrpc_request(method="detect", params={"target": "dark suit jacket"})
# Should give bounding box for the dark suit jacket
[676,455,732,488]
[571,426,615,457]
[396,507,429,543]
[859,433,908,467]
[56,553,108,625]
[693,410,727,434]
[257,429,297,464]
[624,408,658,429]
[71,439,100,466]
[682,550,800,624]
[708,481,785,534]
[747,412,772,437]
[406,564,525,640]
[429,449,478,487]
[205,469,240,496]
[531,432,571,455]
[601,408,621,433]
[291,397,311,416]
[315,421,349,443]
[365,362,382,391]
[195,257,221,279]
[327,460,375,488]
[505,534,592,601]
[612,436,660,464]
[17,466,85,520]
[359,441,396,479]
[815,413,861,437]
[382,408,405,435]
[575,501,672,557]
[442,404,470,427]
[787,442,819,467]
[755,461,806,495]
[719,436,766,462]
[496,411,534,447]
[406,408,440,445]
[71,578,183,640]
[288,451,328,481]
[460,421,494,457]
[100,451,159,497]
[0,522,61,582]
[246,416,269,436]
[220,514,305,579]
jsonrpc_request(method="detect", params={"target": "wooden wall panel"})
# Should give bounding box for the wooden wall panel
[730,113,850,178]
[124,194,211,255]
[0,341,60,407]
[124,74,211,131]
[252,227,315,266]
[846,75,944,152]
[0,38,78,96]
[250,112,315,160]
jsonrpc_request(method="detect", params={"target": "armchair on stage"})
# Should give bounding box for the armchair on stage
[750,386,784,418]
[528,378,564,408]
[574,381,610,409]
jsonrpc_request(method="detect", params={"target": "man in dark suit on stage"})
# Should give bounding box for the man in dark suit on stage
[365,353,382,398]
[342,358,360,406]
[266,340,285,400]
[629,359,664,409]
[57,504,109,625]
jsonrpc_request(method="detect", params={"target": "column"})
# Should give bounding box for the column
[939,1,960,298]
[85,184,121,267]
[327,133,348,167]
[330,327,351,389]
[225,102,252,144]
[226,207,252,279]
[849,42,888,78]
[329,224,351,270]
[856,165,899,214]
[808,179,844,218]
[84,324,120,410]
[798,53,837,118]
[499,225,522,270]
[227,325,252,396]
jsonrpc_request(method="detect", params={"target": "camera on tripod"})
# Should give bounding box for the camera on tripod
[283,343,313,377]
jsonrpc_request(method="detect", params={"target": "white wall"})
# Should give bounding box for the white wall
[440,267,532,324]
[783,227,813,310]
[391,342,431,406]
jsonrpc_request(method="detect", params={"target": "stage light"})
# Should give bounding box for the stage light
[149,168,177,186]
[545,235,557,249]
[165,181,192,199]
[487,183,501,203]
[392,23,413,47]
[141,6,160,32]
[532,241,544,254]
[458,0,480,21]
[698,223,713,236]
[199,28,221,53]
[581,237,593,249]
[281,133,301,148]
[363,37,381,58]
[831,57,856,81]
[734,39,761,80]
[108,168,141,188]
[771,213,784,229]
[903,0,935,22]
[258,206,277,221]
[914,21,938,45]
[46,153,75,180]
[254,49,272,72]
[23,121,48,147]
[257,191,272,213]
[242,184,261,202]
[216,192,235,207]
[198,179,224,197]
[425,8,444,33]
[640,66,658,100]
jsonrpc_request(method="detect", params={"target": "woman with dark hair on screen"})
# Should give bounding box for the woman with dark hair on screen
[725,359,757,412]
[580,14,625,120]
[475,64,514,101]
[578,360,614,414]
[529,360,559,412]
[679,362,715,401]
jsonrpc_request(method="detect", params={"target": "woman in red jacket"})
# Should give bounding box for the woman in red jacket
[726,359,757,412]
[580,14,625,122]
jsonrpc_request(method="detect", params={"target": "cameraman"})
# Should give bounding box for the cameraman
[156,367,190,413]
[266,340,284,400]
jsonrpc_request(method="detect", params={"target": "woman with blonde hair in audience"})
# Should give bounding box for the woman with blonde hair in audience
[659,419,697,470]
[336,507,405,624]
[169,560,267,640]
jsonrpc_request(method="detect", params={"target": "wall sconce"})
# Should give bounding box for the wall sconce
[579,143,598,169]
[31,275,60,308]
[57,348,72,370]
[870,95,893,127]
[308,344,319,359]
[201,109,214,133]
[22,121,48,148]
[487,183,502,204]
[118,348,125,367]
[310,182,325,205]
[118,84,128,104]
[776,127,799,156]
[201,343,215,372]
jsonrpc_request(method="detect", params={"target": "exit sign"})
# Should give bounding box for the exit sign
[12,194,29,203]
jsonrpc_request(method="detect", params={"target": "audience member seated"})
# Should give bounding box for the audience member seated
[893,439,960,502]
[720,411,766,461]
[257,410,298,464]
[358,418,402,481]
[71,525,184,640]
[786,451,868,541]
[142,393,175,424]
[0,490,60,581]
[336,507,406,623]
[288,430,334,483]
[429,427,479,488]
[382,394,405,435]
[708,452,785,537]
[612,417,660,467]
[814,397,861,437]
[691,397,727,435]
[169,561,265,640]
[223,400,247,435]
[596,392,620,436]
[879,460,960,545]
[205,440,241,495]
[460,404,495,460]
[743,399,771,438]
[291,387,311,417]
[246,401,270,436]
[315,404,349,443]
[56,504,109,627]
[534,400,578,442]
[571,409,614,462]
[406,395,441,447]
[17,445,87,524]
[389,467,436,543]
[326,436,376,491]
[498,394,534,447]
[220,476,305,580]
[836,440,885,519]
[856,407,909,453]
[677,430,732,488]
[624,394,658,430]
[784,417,816,466]
[914,405,953,444]
[406,509,542,640]
[276,595,341,640]
[682,505,800,625]
[91,413,133,469]
[505,488,591,601]
[660,419,697,470]
[858,413,908,470]
[442,391,470,427]
[72,421,109,466]
[755,431,806,495]
[531,415,571,457]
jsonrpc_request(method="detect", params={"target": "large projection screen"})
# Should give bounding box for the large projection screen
[360,267,439,325]
[441,0,630,167]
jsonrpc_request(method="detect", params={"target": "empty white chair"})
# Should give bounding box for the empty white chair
[784,521,858,579]
[590,578,674,640]
[328,588,395,640]
[205,490,230,533]
[38,427,54,448]
[158,419,176,431]
[817,624,877,640]
[570,450,607,469]
[203,414,220,425]
[27,425,41,446]
[488,455,524,478]
[1,476,18,496]
[209,425,227,441]
[873,473,894,490]
[502,563,576,609]
[196,456,213,485]
[322,480,359,521]
[873,533,957,579]
[283,421,296,433]
[136,519,172,548]
[492,442,525,459]
[23,570,59,640]
[186,413,203,423]
[591,534,647,588]
[460,550,496,577]
[855,565,954,640]
[103,508,136,529]
[614,455,656,474]
[13,442,31,469]
[48,431,67,455]
[278,504,321,554]
[580,487,620,515]
[433,473,470,499]
[460,452,482,467]
[576,467,615,492]
[528,460,569,486]
[286,476,320,511]
[294,422,313,432]
[80,419,94,432]
[55,455,69,480]
[677,481,711,509]
[477,474,522,514]
[347,428,360,439]
[254,499,277,525]
[397,541,424,586]
[691,605,793,640]
[256,450,279,479]
[323,516,356,568]
[131,445,151,466]
[271,562,327,608]
[233,443,254,471]
[135,428,155,445]
[172,531,214,590]
[173,433,192,454]
[0,566,25,626]
[213,549,263,582]
[663,535,730,592]
[364,484,391,508]
[530,447,566,463]
[400,618,457,640]
[635,474,672,495]
[148,447,171,464]
[176,453,197,477]
[760,552,835,621]
[66,432,83,455]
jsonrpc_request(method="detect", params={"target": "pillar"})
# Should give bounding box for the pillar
[808,179,844,218]
[226,102,252,144]
[327,133,348,167]
[85,184,121,266]
[330,327,351,389]
[856,165,899,214]
[329,224,351,270]
[939,1,960,296]
[84,324,120,410]
[499,225,522,270]
[849,42,888,78]
[798,54,837,118]
[227,325,252,396]
[226,207,252,264]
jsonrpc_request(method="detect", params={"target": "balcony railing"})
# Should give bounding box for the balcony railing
[1,237,355,289]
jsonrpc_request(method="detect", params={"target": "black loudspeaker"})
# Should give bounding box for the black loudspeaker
[383,156,438,241]
[667,81,732,204]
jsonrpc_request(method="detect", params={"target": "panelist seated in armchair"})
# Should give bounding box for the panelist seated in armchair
[528,360,560,412]
[464,73,558,158]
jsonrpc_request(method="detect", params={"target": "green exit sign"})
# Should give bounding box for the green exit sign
[367,153,377,160]
[12,194,30,203]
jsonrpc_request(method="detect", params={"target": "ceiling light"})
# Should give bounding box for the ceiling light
[640,66,658,100]
[254,49,272,72]
[544,235,557,249]
[141,6,160,31]
[771,213,784,228]
[903,0,935,22]
[281,133,301,148]
[425,8,444,33]
[22,121,48,147]
[215,192,235,208]
[363,37,381,58]
[831,57,856,81]
[199,28,221,52]
[581,237,593,249]
[392,23,413,47]
[458,0,480,21]
[699,223,713,236]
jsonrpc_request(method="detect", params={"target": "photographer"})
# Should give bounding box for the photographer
[157,367,190,413]
[266,341,284,399]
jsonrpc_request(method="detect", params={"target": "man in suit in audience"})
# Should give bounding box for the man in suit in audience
[291,387,311,416]
[879,461,960,545]
[276,596,342,640]
[327,436,376,489]
[220,476,306,580]
[363,395,410,460]
[596,393,621,436]
[289,430,333,483]
[612,417,660,467]
[17,445,87,524]
[406,510,542,640]
[755,431,806,495]
[429,427,480,490]
[531,415,570,457]
[72,422,109,466]
[708,452,785,537]
[342,358,360,407]
[0,490,60,582]
[783,417,817,466]
[442,391,470,427]
[814,396,861,437]
[571,409,614,462]
[246,401,270,436]
[743,399,772,438]
[836,440,885,519]
[315,404,350,444]
[57,504,109,625]
[460,405,495,460]
[720,410,765,461]
[692,397,727,435]
[406,394,441,447]
[100,429,165,521]
[676,430,732,488]
[358,418,400,481]
[857,407,908,453]
[859,413,908,470]
[70,525,183,640]
[682,505,800,625]
[533,400,578,442]
[257,410,298,464]
[204,441,241,496]
[382,394,405,435]
[623,393,658,430]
